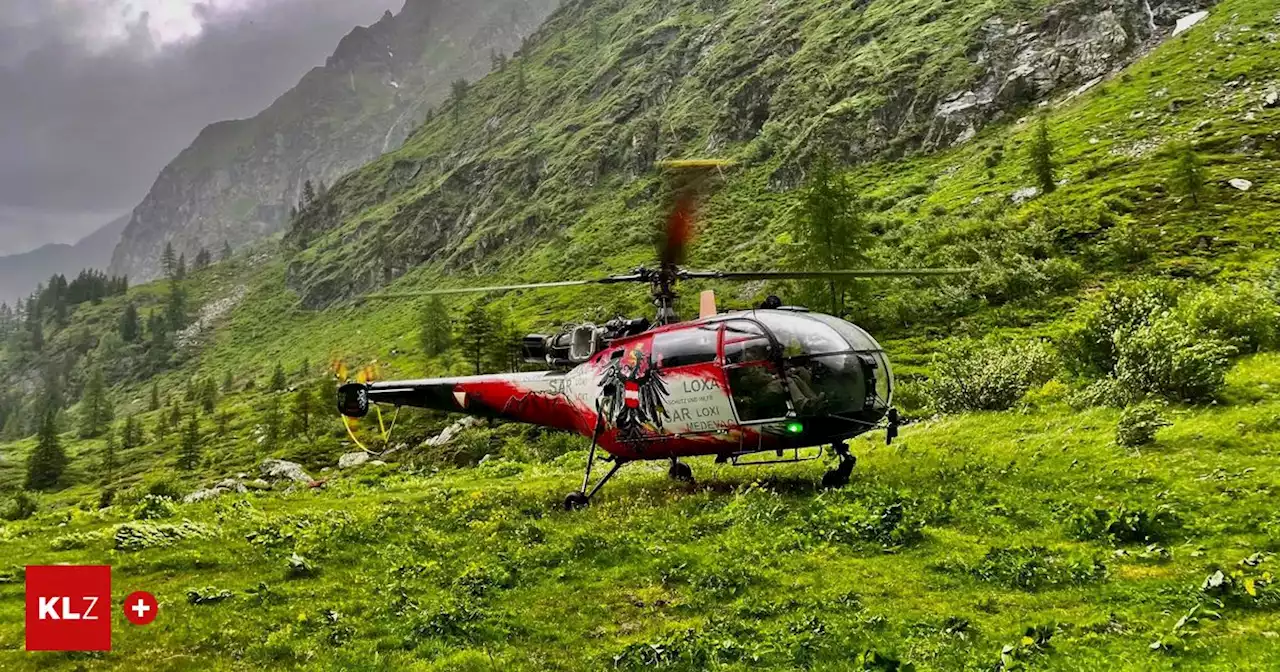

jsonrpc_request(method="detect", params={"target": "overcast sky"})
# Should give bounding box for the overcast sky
[0,0,397,256]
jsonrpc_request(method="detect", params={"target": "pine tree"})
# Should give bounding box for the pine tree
[270,362,288,391]
[263,397,282,451]
[420,296,453,357]
[101,426,117,484]
[25,411,66,491]
[790,154,872,317]
[1028,114,1057,195]
[194,248,211,270]
[302,180,317,208]
[451,79,470,125]
[298,359,311,380]
[221,240,233,261]
[290,383,314,438]
[165,280,186,332]
[153,404,169,442]
[149,382,161,411]
[176,254,187,281]
[168,399,182,431]
[222,369,235,393]
[1173,142,1204,207]
[201,377,218,414]
[459,304,495,374]
[121,415,141,451]
[178,410,201,470]
[162,243,177,278]
[120,303,140,342]
[78,366,112,438]
[216,410,229,437]
[515,59,527,103]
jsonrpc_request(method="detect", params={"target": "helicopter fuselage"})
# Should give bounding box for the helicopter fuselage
[339,308,894,462]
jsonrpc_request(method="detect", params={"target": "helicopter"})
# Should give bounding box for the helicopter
[337,161,970,509]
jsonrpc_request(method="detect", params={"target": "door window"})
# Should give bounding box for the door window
[722,320,790,422]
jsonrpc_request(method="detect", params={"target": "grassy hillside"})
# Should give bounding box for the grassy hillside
[3,0,1280,668]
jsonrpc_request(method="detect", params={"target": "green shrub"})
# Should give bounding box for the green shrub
[929,339,1057,413]
[2,492,37,521]
[114,521,211,551]
[1068,504,1183,544]
[134,494,176,521]
[1177,283,1280,353]
[1113,316,1235,403]
[1116,403,1171,447]
[1060,280,1180,377]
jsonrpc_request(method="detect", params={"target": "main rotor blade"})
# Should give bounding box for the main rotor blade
[361,275,644,299]
[680,268,975,281]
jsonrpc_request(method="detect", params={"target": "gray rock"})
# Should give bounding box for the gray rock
[214,479,247,494]
[338,452,370,469]
[423,416,485,448]
[1265,90,1279,108]
[1194,120,1213,132]
[182,478,247,503]
[1011,186,1040,204]
[245,479,272,491]
[1228,178,1253,191]
[260,458,312,483]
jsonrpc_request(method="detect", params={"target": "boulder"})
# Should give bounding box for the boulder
[1011,186,1040,204]
[423,416,485,448]
[260,459,312,483]
[245,479,272,491]
[1173,11,1209,37]
[1265,90,1279,108]
[1228,178,1253,191]
[338,452,370,469]
[181,478,247,503]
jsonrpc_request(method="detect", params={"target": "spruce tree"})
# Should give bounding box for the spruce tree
[222,369,235,393]
[121,415,141,450]
[1028,114,1057,195]
[78,366,112,439]
[178,410,201,470]
[120,303,140,342]
[420,296,453,357]
[302,180,317,208]
[263,397,282,451]
[162,242,176,278]
[149,382,161,411]
[459,304,495,374]
[290,383,314,438]
[451,79,470,125]
[101,426,117,484]
[790,154,872,317]
[176,254,187,281]
[25,412,66,491]
[221,241,233,261]
[1173,142,1204,207]
[168,399,182,429]
[201,378,218,414]
[270,362,288,391]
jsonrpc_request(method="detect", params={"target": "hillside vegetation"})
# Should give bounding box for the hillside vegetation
[3,0,1280,668]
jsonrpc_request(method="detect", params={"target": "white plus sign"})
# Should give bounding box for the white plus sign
[132,599,151,618]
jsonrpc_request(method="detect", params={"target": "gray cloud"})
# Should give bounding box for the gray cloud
[0,0,397,255]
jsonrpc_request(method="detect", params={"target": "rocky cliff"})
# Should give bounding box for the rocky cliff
[110,0,557,283]
[284,0,1216,308]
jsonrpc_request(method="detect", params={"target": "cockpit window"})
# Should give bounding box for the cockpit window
[723,320,772,365]
[806,313,883,352]
[752,312,848,357]
[653,326,718,368]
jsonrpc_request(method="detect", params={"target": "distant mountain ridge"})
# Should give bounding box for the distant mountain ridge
[0,214,129,305]
[109,0,558,284]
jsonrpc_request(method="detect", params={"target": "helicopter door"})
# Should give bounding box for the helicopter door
[722,320,791,430]
[650,325,733,436]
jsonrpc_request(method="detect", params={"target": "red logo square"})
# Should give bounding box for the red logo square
[25,565,112,651]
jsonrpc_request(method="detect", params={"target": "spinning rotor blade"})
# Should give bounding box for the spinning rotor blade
[657,159,733,268]
[680,268,975,281]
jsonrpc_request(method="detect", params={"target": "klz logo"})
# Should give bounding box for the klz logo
[26,565,112,651]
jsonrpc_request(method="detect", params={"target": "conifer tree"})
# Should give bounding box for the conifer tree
[176,254,187,281]
[25,411,66,491]
[1173,142,1204,207]
[121,415,141,451]
[120,303,140,342]
[149,382,160,412]
[78,366,113,439]
[221,240,233,261]
[790,154,872,317]
[178,410,201,470]
[153,404,169,442]
[1028,114,1056,195]
[263,397,282,451]
[162,242,177,278]
[201,378,218,414]
[290,383,314,438]
[270,362,288,391]
[101,426,117,484]
[420,296,453,357]
[216,410,229,437]
[459,304,495,374]
[451,79,470,125]
[222,369,235,393]
[168,399,182,432]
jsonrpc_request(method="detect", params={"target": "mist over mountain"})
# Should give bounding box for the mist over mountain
[0,214,128,305]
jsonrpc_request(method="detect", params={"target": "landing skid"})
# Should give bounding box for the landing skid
[564,419,628,510]
[821,442,856,488]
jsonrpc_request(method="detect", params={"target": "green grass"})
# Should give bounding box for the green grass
[3,354,1278,670]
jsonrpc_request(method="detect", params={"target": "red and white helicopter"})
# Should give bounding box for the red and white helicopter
[338,162,969,508]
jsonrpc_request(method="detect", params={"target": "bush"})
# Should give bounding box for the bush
[2,492,37,521]
[929,339,1057,413]
[1060,280,1180,377]
[134,494,176,521]
[1068,504,1183,544]
[1116,403,1171,447]
[1177,283,1280,353]
[969,546,1107,591]
[1113,316,1235,403]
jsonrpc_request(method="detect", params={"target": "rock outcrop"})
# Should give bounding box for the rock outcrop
[110,0,558,283]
